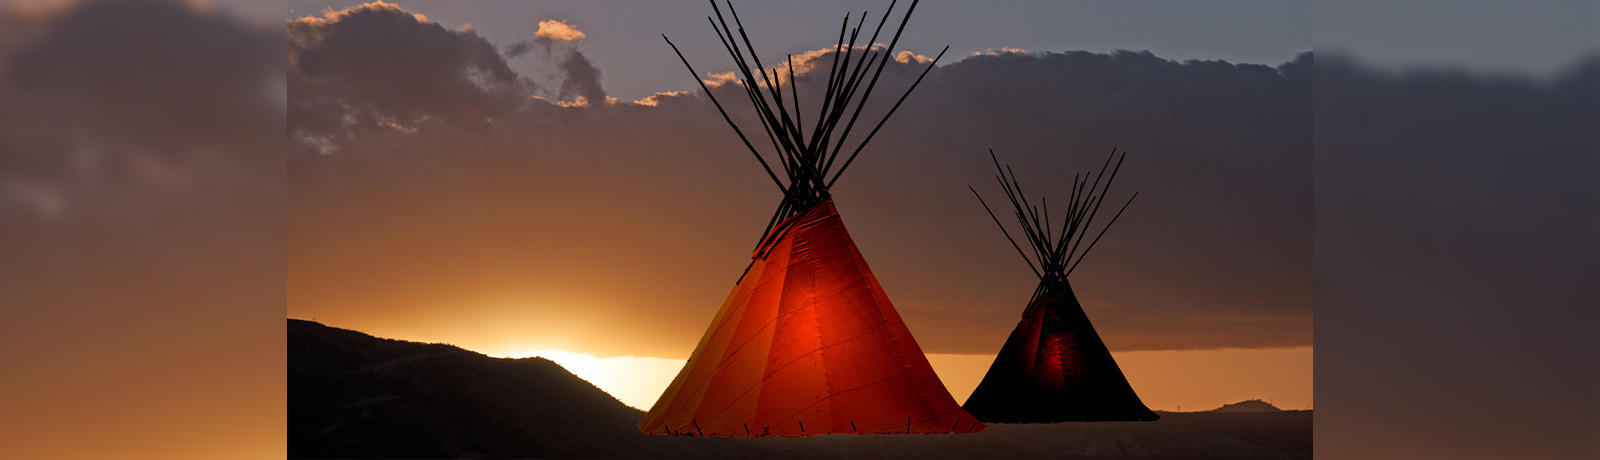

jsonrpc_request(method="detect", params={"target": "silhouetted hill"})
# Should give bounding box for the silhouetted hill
[1212,400,1283,413]
[289,318,649,458]
[289,319,1311,459]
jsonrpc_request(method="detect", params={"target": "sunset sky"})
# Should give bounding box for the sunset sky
[5,0,1595,458]
[287,0,1313,412]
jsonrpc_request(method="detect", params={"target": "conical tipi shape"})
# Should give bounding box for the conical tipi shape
[640,200,981,436]
[961,149,1157,423]
[962,281,1157,422]
[647,0,971,437]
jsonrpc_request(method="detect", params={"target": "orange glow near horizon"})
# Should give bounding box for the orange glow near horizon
[501,349,685,410]
[487,347,1313,412]
[929,347,1315,412]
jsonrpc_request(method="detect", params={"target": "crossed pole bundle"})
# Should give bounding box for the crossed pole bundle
[971,148,1139,305]
[664,0,950,246]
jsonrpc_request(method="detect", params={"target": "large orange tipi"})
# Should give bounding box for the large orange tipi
[640,0,979,437]
[962,149,1158,423]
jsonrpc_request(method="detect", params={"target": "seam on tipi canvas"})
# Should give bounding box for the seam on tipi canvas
[837,232,949,421]
[672,233,843,422]
[663,246,793,423]
[766,369,911,429]
[695,328,877,427]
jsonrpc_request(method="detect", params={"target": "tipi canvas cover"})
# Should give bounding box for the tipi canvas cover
[640,200,978,436]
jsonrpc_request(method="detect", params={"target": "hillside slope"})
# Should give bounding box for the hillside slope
[289,319,649,458]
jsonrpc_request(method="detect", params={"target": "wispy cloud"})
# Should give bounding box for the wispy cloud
[632,91,690,107]
[974,47,1030,56]
[500,18,605,106]
[534,19,585,42]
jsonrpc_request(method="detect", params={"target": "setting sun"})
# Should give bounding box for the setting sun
[500,350,684,410]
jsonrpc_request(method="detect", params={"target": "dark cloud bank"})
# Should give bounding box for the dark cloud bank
[1313,54,1597,459]
[288,2,1311,355]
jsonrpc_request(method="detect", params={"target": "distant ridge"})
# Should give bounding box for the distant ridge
[1211,399,1283,413]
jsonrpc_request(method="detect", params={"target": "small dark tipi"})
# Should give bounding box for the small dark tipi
[640,1,981,437]
[962,149,1160,423]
